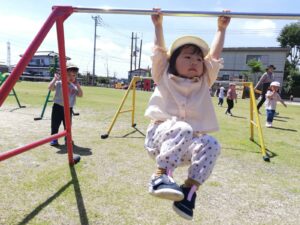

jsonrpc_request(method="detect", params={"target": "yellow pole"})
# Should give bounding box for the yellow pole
[131,76,140,127]
[248,82,268,160]
[249,84,254,141]
[100,77,136,138]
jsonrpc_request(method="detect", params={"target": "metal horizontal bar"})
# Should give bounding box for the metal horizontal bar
[120,109,133,113]
[73,7,300,20]
[250,120,258,127]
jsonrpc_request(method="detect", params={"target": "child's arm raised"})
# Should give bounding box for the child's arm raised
[151,8,165,48]
[75,82,83,97]
[48,73,60,91]
[209,11,231,60]
[150,8,168,84]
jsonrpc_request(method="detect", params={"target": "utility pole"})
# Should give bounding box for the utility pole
[130,33,139,71]
[138,38,143,69]
[7,41,11,72]
[91,15,102,86]
[134,33,138,70]
[130,32,133,72]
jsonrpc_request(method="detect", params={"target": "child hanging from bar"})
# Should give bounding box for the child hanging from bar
[144,8,231,220]
[48,63,83,146]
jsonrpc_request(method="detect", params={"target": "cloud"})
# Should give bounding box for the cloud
[242,19,277,37]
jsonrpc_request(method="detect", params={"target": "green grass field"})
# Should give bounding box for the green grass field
[1,81,299,225]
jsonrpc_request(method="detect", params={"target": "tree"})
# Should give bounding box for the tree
[247,59,263,83]
[277,22,300,68]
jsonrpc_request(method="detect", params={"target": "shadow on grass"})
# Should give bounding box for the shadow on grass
[274,115,291,119]
[53,144,92,156]
[9,106,26,112]
[230,115,247,119]
[269,126,297,132]
[272,118,287,122]
[69,165,89,225]
[18,166,89,225]
[251,140,278,159]
[108,127,145,139]
[223,140,278,159]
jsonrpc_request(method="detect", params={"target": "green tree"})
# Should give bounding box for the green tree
[247,59,263,83]
[277,22,300,68]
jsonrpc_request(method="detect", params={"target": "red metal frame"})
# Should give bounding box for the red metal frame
[0,6,76,165]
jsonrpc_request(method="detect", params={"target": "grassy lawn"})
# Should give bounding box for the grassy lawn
[1,81,299,225]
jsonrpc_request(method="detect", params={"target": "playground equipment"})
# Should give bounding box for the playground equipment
[101,77,269,161]
[1,7,300,165]
[0,72,25,109]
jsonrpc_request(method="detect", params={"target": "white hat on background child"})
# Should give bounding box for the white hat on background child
[229,82,236,86]
[169,36,209,57]
[270,81,280,87]
[67,63,79,72]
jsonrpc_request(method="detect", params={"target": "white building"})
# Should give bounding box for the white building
[19,51,71,80]
[220,47,290,85]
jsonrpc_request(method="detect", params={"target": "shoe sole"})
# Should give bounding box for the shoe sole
[150,189,184,201]
[172,204,193,220]
[50,143,59,146]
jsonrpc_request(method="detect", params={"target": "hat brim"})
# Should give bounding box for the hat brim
[67,66,79,71]
[266,66,276,70]
[270,82,280,87]
[169,36,209,57]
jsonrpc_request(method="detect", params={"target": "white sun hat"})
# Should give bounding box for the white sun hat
[270,81,280,87]
[66,63,79,71]
[169,36,209,57]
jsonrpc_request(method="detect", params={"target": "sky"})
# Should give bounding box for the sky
[1,0,300,79]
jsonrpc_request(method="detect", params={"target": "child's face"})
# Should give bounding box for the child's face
[67,70,77,83]
[175,46,204,79]
[271,85,279,91]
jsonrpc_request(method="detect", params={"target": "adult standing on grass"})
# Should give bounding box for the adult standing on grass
[255,64,276,113]
[48,64,83,146]
[144,8,231,220]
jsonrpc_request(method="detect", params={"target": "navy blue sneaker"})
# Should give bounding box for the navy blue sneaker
[149,174,184,201]
[50,139,58,146]
[173,185,197,220]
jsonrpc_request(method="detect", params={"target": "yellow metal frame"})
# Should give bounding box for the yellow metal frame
[101,77,268,161]
[101,76,142,139]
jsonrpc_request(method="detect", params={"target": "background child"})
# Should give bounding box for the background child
[218,86,225,106]
[225,83,237,116]
[265,81,287,127]
[48,64,83,146]
[144,8,230,220]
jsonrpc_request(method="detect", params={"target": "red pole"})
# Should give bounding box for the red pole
[0,131,67,162]
[56,14,74,165]
[0,6,73,106]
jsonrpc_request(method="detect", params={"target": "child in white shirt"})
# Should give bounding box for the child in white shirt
[218,86,225,106]
[265,81,287,127]
[144,8,230,220]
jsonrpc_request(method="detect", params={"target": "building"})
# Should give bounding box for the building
[0,64,8,73]
[220,47,290,85]
[128,68,150,81]
[19,51,71,80]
